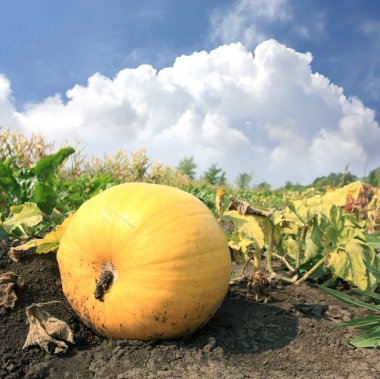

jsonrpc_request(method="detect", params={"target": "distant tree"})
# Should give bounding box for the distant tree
[177,156,197,180]
[254,182,271,191]
[218,171,227,185]
[366,166,380,187]
[312,172,357,188]
[202,163,226,185]
[283,181,305,191]
[236,172,252,190]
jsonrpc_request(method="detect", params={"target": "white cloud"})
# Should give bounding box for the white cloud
[0,75,18,128]
[210,0,293,47]
[209,0,326,48]
[1,39,379,187]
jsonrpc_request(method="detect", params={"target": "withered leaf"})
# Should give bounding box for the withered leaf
[0,272,24,309]
[227,195,275,218]
[215,188,225,215]
[9,239,39,262]
[23,303,74,355]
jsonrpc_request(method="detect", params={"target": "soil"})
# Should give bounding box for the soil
[0,245,379,379]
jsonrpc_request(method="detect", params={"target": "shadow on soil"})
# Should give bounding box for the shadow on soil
[157,290,299,356]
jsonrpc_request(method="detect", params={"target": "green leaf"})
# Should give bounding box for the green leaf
[31,147,75,181]
[329,205,344,231]
[317,285,380,312]
[336,315,380,330]
[2,203,43,234]
[304,219,323,262]
[30,182,58,215]
[348,327,380,348]
[325,225,338,245]
[353,289,380,301]
[0,161,18,189]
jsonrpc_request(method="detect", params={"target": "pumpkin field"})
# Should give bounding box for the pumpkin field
[1,128,380,378]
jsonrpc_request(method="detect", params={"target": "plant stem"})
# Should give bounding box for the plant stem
[253,249,261,271]
[272,253,296,272]
[294,257,325,285]
[241,255,254,277]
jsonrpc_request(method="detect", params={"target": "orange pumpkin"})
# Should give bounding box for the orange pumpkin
[57,183,231,340]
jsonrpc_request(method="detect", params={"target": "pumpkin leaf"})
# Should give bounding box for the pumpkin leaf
[325,240,378,292]
[345,240,377,291]
[304,220,323,262]
[36,213,74,254]
[224,210,265,249]
[326,248,350,280]
[9,213,75,256]
[2,202,43,234]
[283,237,300,261]
[0,272,24,309]
[23,303,74,355]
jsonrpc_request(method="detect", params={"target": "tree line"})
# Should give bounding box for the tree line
[177,156,380,190]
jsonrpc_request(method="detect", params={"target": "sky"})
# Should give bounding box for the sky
[0,0,379,187]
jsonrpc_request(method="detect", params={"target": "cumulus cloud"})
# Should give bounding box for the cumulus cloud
[1,39,379,187]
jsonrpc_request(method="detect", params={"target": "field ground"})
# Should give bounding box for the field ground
[0,249,379,379]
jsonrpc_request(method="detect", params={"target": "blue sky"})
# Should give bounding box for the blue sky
[0,0,379,186]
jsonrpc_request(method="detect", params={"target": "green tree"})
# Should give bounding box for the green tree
[218,171,227,185]
[254,182,271,191]
[236,172,252,190]
[312,172,357,188]
[282,181,305,191]
[366,166,380,187]
[177,156,197,180]
[202,163,226,185]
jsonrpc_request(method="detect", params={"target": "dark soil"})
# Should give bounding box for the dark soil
[0,246,379,379]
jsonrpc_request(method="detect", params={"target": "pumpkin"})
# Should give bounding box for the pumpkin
[57,183,231,340]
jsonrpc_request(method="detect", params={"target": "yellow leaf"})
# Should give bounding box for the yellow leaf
[36,213,75,254]
[2,203,43,234]
[326,249,351,281]
[224,210,265,249]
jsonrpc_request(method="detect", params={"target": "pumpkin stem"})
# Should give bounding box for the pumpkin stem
[94,269,114,302]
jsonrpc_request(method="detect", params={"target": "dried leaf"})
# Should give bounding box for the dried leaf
[215,188,225,215]
[9,239,39,262]
[23,303,74,355]
[0,272,24,309]
[227,195,275,217]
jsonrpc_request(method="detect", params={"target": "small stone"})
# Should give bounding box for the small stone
[5,363,15,372]
[202,337,216,353]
